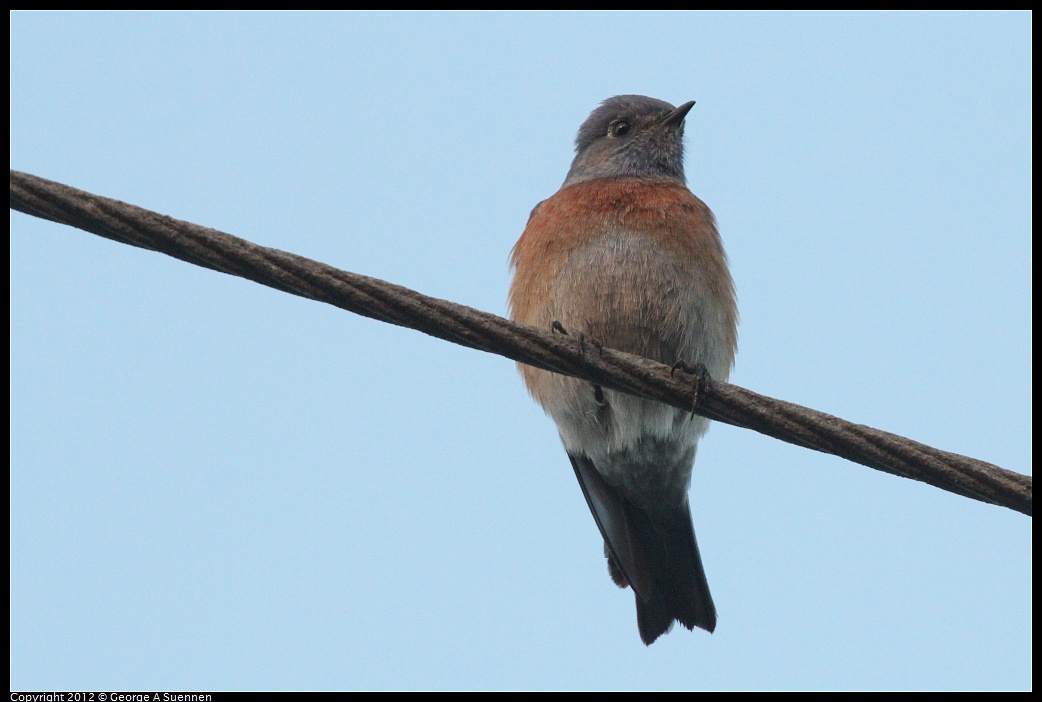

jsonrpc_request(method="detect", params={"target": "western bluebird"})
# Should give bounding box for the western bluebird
[508,95,738,645]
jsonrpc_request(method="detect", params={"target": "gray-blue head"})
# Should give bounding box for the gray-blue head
[563,95,695,187]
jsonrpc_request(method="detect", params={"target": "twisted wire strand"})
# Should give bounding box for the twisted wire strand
[10,170,1031,516]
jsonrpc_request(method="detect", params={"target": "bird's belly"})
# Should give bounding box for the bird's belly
[532,228,730,504]
[546,228,732,377]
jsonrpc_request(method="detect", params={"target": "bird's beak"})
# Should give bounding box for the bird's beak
[662,100,696,127]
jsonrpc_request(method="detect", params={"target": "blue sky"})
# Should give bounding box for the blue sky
[11,12,1031,691]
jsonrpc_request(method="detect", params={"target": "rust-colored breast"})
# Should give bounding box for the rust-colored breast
[508,178,737,404]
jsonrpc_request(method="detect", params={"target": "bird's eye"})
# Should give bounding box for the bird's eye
[609,121,631,138]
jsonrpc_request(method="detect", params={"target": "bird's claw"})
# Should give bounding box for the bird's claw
[550,321,604,360]
[670,361,711,417]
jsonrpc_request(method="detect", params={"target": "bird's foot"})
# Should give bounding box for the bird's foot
[670,360,712,417]
[549,321,603,359]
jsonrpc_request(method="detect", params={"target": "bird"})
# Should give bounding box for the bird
[508,95,737,645]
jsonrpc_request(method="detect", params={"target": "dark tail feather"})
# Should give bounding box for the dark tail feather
[569,453,717,645]
[630,502,717,643]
